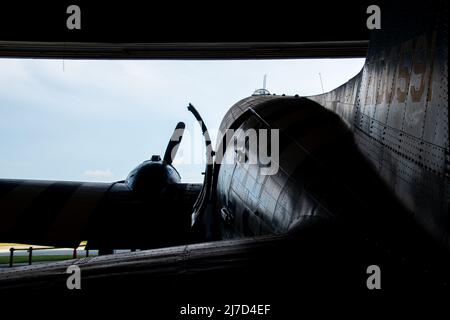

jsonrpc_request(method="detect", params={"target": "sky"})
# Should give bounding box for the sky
[0,58,365,183]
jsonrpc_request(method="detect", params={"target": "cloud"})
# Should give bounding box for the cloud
[0,58,365,183]
[83,169,113,179]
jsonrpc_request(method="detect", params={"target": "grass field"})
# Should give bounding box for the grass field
[0,243,32,247]
[0,241,88,247]
[0,255,78,265]
[0,241,93,265]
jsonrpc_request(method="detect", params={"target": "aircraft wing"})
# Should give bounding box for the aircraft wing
[0,179,111,248]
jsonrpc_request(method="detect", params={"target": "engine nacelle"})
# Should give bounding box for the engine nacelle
[126,155,181,195]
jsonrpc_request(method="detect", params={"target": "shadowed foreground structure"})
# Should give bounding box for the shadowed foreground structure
[0,1,448,311]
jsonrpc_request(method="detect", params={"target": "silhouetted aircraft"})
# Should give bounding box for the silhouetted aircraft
[0,1,448,307]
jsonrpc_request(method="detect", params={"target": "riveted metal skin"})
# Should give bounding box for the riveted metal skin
[214,96,346,239]
[309,1,449,249]
[210,1,448,253]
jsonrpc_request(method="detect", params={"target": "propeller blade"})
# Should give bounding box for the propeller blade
[163,122,185,165]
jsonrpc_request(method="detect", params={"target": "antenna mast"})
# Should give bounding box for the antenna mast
[252,74,270,96]
[318,73,324,93]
